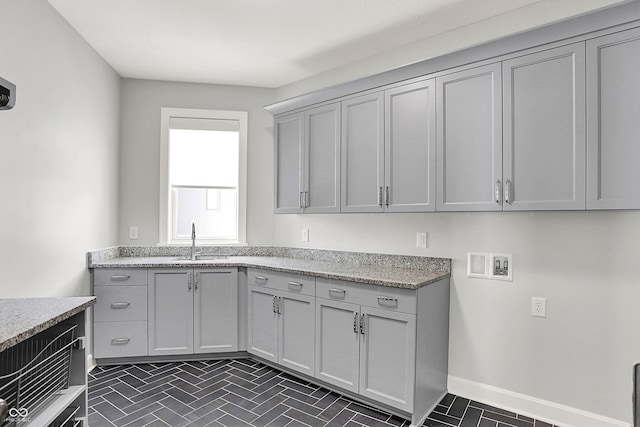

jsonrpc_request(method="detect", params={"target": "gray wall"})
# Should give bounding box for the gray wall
[0,0,120,298]
[270,2,640,424]
[118,79,275,246]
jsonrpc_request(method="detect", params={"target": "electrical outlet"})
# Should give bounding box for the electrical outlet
[416,232,427,248]
[531,297,547,318]
[301,228,309,242]
[129,226,138,239]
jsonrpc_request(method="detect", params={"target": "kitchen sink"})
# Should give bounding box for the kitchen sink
[172,255,229,261]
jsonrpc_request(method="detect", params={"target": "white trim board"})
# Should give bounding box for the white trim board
[447,375,629,427]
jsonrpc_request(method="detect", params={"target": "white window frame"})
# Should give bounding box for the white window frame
[159,107,248,245]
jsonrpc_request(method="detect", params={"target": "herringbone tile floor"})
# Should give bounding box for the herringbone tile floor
[87,359,557,427]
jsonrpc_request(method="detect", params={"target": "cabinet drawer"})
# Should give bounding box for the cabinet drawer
[94,321,148,358]
[94,268,147,286]
[247,268,315,296]
[94,285,147,322]
[316,278,416,314]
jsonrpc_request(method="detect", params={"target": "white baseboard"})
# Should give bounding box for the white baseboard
[447,375,629,427]
[87,353,96,373]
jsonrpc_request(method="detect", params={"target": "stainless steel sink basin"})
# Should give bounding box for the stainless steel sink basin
[172,255,229,261]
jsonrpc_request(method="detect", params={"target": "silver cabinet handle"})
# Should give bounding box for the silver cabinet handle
[111,338,131,345]
[353,312,359,334]
[110,302,130,309]
[194,272,199,291]
[255,275,268,283]
[495,180,502,205]
[377,296,398,306]
[377,186,383,207]
[288,281,303,290]
[273,295,277,313]
[277,296,282,314]
[385,186,390,207]
[110,274,130,281]
[328,288,345,297]
[188,272,192,291]
[303,191,308,208]
[299,192,304,208]
[505,179,512,205]
[360,314,365,335]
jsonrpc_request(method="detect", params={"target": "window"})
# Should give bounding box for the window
[160,108,247,244]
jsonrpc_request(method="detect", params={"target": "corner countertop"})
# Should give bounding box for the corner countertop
[0,297,96,353]
[88,246,451,290]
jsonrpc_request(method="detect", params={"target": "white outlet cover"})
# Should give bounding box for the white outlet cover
[489,253,512,281]
[467,252,488,278]
[532,297,547,318]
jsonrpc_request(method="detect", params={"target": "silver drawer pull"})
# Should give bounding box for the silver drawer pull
[110,274,131,281]
[110,302,130,309]
[255,275,268,283]
[328,288,346,297]
[111,338,131,345]
[377,296,398,304]
[288,281,303,290]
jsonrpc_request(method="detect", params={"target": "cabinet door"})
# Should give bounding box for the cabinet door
[436,63,502,211]
[247,286,278,363]
[359,307,416,413]
[503,43,586,210]
[385,80,436,212]
[304,103,341,213]
[148,269,193,355]
[194,268,238,354]
[275,112,304,213]
[341,92,384,212]
[278,293,315,376]
[315,299,360,393]
[587,27,640,209]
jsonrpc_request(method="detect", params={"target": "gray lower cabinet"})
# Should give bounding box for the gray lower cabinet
[93,268,149,359]
[148,268,238,356]
[314,278,449,425]
[436,63,503,211]
[274,103,340,214]
[587,27,640,209]
[502,42,586,210]
[247,269,316,376]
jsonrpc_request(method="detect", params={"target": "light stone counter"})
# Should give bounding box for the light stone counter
[0,297,96,352]
[87,246,451,289]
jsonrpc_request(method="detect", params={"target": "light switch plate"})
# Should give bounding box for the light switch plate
[129,226,138,239]
[301,228,309,242]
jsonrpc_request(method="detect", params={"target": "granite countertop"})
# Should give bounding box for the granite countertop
[0,297,96,352]
[88,246,451,289]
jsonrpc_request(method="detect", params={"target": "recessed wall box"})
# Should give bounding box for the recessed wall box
[467,252,489,278]
[489,253,513,281]
[0,76,16,110]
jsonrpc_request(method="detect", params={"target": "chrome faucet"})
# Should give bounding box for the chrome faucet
[191,222,197,261]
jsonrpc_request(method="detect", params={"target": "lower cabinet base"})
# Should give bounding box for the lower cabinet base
[93,352,446,427]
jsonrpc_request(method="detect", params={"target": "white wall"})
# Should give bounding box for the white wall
[118,79,275,246]
[273,212,640,423]
[0,0,120,298]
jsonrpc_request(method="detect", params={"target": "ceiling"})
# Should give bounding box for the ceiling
[47,0,624,88]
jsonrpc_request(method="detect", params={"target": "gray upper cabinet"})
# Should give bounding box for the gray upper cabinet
[587,27,640,209]
[436,63,503,211]
[305,103,341,213]
[274,113,304,213]
[502,43,586,210]
[384,80,436,212]
[341,92,385,212]
[274,104,340,214]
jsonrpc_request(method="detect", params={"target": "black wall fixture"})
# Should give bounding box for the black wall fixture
[0,76,16,110]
